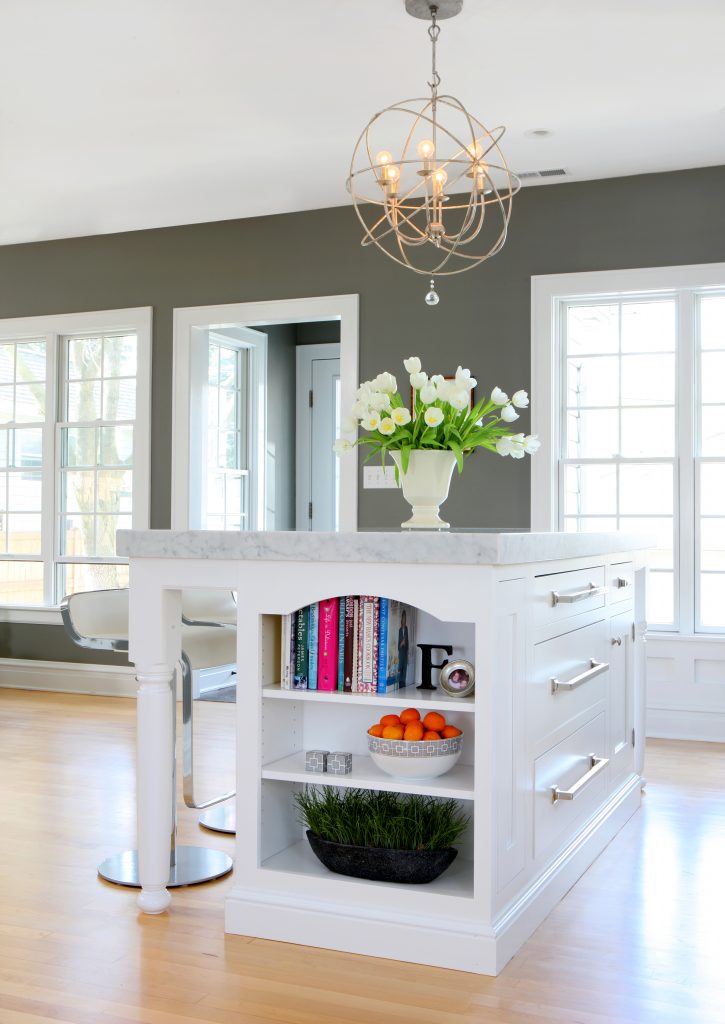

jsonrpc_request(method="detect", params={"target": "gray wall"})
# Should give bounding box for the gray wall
[1,164,725,660]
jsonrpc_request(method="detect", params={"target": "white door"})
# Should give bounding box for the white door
[296,343,341,531]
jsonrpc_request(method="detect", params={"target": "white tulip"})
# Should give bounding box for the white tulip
[373,371,397,394]
[410,370,428,390]
[392,407,412,426]
[341,416,358,434]
[523,434,541,454]
[350,400,369,418]
[403,356,422,374]
[436,378,456,401]
[491,387,509,405]
[509,432,526,458]
[455,366,477,391]
[495,436,514,457]
[379,417,396,435]
[430,374,445,387]
[500,404,519,422]
[420,383,438,405]
[368,391,391,411]
[424,407,444,427]
[511,389,529,408]
[361,412,381,431]
[449,390,469,411]
[333,438,353,455]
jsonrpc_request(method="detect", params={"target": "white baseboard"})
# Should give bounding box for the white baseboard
[647,705,725,742]
[0,658,137,698]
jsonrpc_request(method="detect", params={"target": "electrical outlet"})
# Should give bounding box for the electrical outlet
[363,465,399,489]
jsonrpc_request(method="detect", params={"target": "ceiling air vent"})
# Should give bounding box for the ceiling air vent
[517,168,568,180]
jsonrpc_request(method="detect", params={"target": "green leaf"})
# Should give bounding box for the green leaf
[449,439,464,473]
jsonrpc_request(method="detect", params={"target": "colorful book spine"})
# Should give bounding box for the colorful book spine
[307,602,319,690]
[343,596,355,692]
[293,606,309,689]
[337,596,346,691]
[317,597,339,691]
[280,613,292,689]
[359,595,377,694]
[377,598,389,693]
[352,597,360,692]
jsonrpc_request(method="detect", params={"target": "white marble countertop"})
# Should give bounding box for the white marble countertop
[116,529,651,566]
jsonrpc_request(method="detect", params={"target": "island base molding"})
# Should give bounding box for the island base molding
[225,779,641,976]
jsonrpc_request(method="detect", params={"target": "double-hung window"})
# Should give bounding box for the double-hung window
[0,308,151,610]
[532,264,725,637]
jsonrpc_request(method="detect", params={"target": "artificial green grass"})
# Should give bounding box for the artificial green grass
[294,786,469,851]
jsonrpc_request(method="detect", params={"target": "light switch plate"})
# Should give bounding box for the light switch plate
[363,465,399,489]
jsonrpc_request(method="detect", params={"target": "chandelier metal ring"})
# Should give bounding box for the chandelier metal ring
[347,1,520,299]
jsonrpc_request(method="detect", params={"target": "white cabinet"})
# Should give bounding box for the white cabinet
[120,530,647,976]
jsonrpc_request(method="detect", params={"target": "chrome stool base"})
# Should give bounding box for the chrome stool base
[199,803,236,834]
[98,846,233,888]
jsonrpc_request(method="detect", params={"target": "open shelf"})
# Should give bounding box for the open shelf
[260,838,475,900]
[262,750,475,799]
[263,684,475,713]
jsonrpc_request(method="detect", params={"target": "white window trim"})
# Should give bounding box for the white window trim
[531,262,725,639]
[0,307,152,621]
[172,295,359,532]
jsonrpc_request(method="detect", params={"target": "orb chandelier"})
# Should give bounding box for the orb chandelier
[347,0,520,305]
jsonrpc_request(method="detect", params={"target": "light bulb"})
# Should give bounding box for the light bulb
[432,167,448,194]
[416,138,435,160]
[376,150,393,167]
[467,140,484,160]
[387,164,400,181]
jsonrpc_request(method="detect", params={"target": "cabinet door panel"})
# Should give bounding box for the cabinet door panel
[530,619,609,747]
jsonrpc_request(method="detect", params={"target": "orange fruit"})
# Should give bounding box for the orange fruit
[403,721,425,741]
[423,711,446,733]
[441,725,462,738]
[382,725,405,740]
[368,724,384,737]
[399,708,421,724]
[380,713,402,728]
[423,730,441,740]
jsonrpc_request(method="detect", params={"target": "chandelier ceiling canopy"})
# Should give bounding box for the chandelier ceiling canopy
[347,0,520,304]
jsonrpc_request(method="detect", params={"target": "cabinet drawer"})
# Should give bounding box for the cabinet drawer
[608,562,634,605]
[530,620,608,744]
[534,712,608,859]
[533,565,606,628]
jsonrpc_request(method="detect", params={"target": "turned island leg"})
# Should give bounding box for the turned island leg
[135,668,175,913]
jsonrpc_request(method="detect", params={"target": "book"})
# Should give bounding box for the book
[280,612,292,689]
[307,602,319,690]
[351,596,360,692]
[337,596,346,691]
[359,595,378,694]
[343,596,355,692]
[377,598,389,693]
[293,606,309,689]
[318,597,339,691]
[384,600,417,690]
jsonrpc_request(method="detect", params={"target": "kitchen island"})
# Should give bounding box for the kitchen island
[117,529,648,975]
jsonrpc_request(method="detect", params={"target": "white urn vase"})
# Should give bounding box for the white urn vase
[390,449,457,530]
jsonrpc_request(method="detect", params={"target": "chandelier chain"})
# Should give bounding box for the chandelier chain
[427,6,441,95]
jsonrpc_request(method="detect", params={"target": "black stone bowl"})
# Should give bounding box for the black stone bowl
[306,831,458,884]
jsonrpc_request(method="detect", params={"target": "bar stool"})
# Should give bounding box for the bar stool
[60,587,237,887]
[180,591,237,835]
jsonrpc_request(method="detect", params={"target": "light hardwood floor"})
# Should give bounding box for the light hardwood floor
[1,688,724,1024]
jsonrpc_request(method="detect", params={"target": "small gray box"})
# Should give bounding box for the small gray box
[327,751,352,775]
[305,749,329,773]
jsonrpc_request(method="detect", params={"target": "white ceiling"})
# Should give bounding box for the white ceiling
[1,0,724,246]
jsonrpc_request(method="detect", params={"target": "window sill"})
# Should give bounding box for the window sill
[0,606,63,625]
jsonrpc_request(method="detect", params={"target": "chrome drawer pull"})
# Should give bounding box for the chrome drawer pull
[550,659,608,694]
[551,754,609,803]
[614,576,630,589]
[551,583,607,606]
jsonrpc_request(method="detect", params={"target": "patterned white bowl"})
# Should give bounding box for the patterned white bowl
[367,732,463,780]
